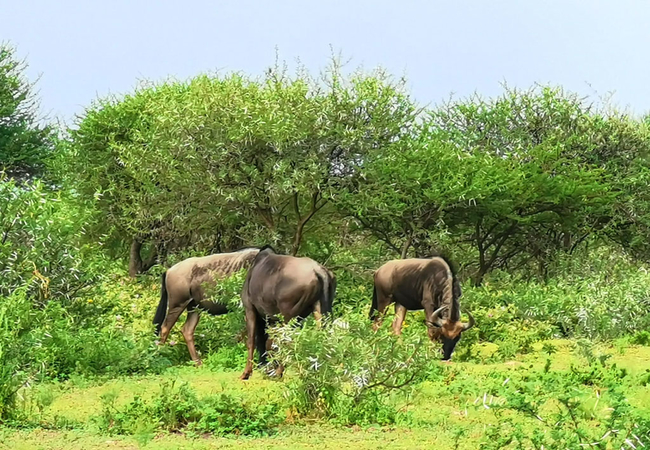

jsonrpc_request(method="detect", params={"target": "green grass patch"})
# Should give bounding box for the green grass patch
[4,340,650,449]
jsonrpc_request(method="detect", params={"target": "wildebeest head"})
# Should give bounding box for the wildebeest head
[426,305,475,361]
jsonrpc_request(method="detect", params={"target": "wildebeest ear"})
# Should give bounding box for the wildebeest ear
[258,244,276,253]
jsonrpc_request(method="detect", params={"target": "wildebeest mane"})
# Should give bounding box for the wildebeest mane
[421,251,458,277]
[188,247,261,284]
[422,251,462,320]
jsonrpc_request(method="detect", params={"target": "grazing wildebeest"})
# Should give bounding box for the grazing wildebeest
[369,255,475,360]
[153,247,262,365]
[239,246,336,380]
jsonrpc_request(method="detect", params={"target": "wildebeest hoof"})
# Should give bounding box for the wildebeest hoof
[194,360,203,367]
[240,372,251,381]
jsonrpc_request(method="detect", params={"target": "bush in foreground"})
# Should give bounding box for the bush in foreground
[95,381,281,442]
[269,308,437,426]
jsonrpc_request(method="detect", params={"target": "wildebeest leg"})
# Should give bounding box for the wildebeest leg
[263,336,284,378]
[313,301,322,328]
[181,310,202,366]
[159,296,191,345]
[392,304,407,335]
[372,292,392,332]
[255,314,269,367]
[240,308,257,380]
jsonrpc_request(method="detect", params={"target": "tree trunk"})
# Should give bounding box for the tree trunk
[128,238,159,277]
[400,235,413,259]
[128,238,144,278]
[290,192,324,256]
[291,223,306,256]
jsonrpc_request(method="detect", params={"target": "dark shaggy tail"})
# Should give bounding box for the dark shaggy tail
[316,271,336,316]
[254,309,269,366]
[153,271,168,336]
[328,274,337,315]
[369,284,379,320]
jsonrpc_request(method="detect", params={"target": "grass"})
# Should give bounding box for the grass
[2,339,650,449]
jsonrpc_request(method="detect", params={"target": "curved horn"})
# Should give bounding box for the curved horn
[426,306,447,328]
[462,310,476,331]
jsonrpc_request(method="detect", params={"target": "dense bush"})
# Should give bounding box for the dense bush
[0,177,103,302]
[269,309,435,425]
[96,381,281,440]
[0,177,105,420]
[477,357,650,448]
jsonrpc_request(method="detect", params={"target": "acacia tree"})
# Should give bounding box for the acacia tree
[57,88,178,276]
[61,62,418,274]
[341,86,631,285]
[428,87,649,283]
[0,44,52,180]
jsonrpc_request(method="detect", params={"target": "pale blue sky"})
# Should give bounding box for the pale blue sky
[3,1,650,123]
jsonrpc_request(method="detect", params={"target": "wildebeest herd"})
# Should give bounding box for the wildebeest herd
[153,245,475,380]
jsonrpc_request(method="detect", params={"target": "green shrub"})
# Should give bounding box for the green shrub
[269,307,431,426]
[0,289,35,421]
[204,344,247,371]
[0,177,104,303]
[476,360,650,449]
[95,381,281,438]
[463,253,650,342]
[631,330,650,346]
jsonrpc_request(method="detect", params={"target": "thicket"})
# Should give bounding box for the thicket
[2,43,650,438]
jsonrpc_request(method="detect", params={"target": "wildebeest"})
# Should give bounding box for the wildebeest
[153,247,262,365]
[239,246,336,380]
[369,256,475,360]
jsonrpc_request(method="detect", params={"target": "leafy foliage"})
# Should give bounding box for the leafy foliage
[57,63,418,273]
[0,176,102,302]
[96,381,281,440]
[339,86,650,284]
[478,358,650,449]
[0,44,53,179]
[269,310,432,425]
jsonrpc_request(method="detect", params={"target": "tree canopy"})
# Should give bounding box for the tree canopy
[0,44,52,180]
[47,65,650,283]
[59,65,418,273]
[338,87,650,284]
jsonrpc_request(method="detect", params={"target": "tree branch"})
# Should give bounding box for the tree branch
[400,232,413,259]
[355,215,402,256]
[485,224,517,271]
[290,192,326,256]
